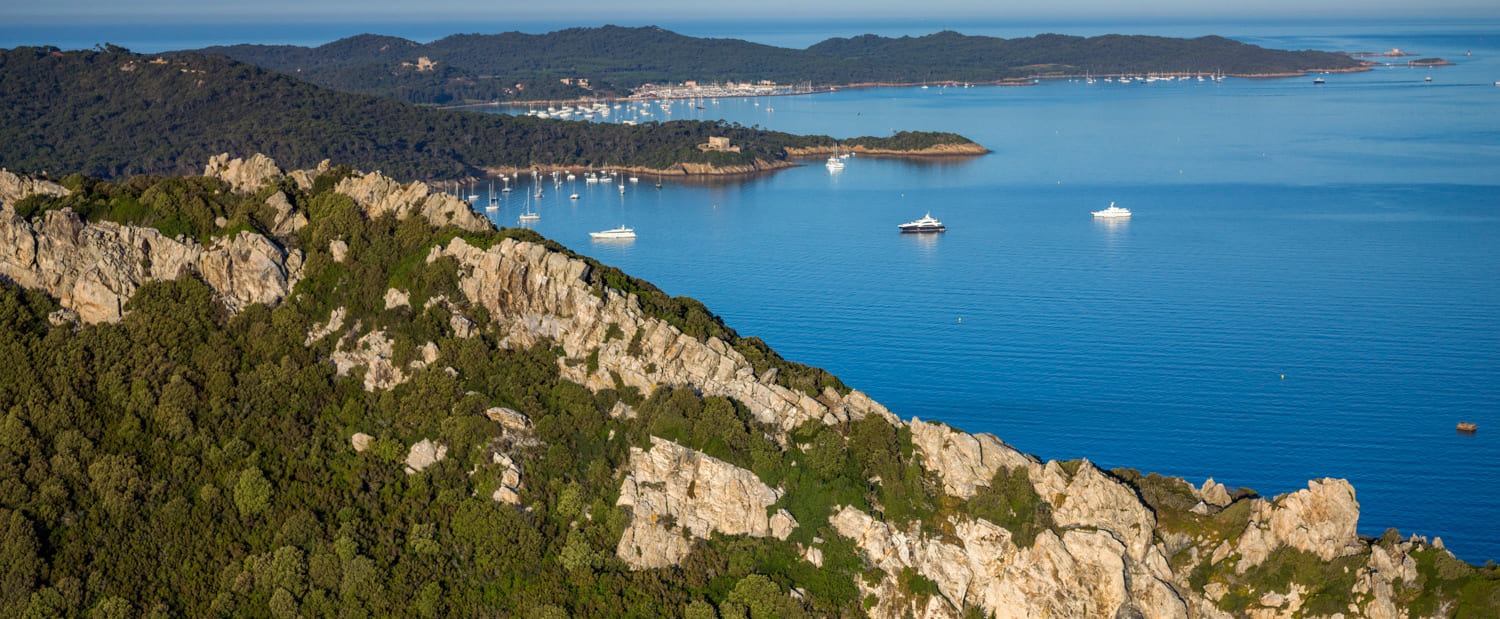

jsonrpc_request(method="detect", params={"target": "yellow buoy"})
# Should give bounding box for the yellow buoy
[1281,375,1285,380]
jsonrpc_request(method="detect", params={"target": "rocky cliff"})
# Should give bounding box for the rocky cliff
[0,207,303,323]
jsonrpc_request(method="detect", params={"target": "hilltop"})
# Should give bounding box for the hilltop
[0,156,1495,617]
[187,26,1367,105]
[0,46,979,181]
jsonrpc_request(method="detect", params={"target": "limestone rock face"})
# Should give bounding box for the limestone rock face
[266,191,307,238]
[615,437,797,569]
[196,231,303,314]
[831,506,1186,619]
[1234,478,1363,567]
[436,236,895,433]
[335,171,491,233]
[205,153,282,194]
[0,208,301,323]
[350,433,373,452]
[0,170,69,209]
[1031,460,1159,562]
[908,419,1036,498]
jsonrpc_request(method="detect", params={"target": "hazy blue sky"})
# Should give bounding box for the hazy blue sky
[8,0,1500,22]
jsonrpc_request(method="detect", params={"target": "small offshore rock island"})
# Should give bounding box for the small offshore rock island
[0,155,1496,617]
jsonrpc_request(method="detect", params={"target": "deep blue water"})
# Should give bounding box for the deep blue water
[5,19,1498,562]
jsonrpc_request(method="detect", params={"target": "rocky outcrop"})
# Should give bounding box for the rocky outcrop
[832,506,1186,619]
[432,236,895,433]
[404,438,447,474]
[335,171,491,233]
[0,207,302,323]
[615,437,797,569]
[205,153,282,194]
[266,191,307,238]
[0,169,69,209]
[1232,478,1363,568]
[490,452,525,505]
[908,419,1036,498]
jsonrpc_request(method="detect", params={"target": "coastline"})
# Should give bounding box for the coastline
[442,65,1378,111]
[786,143,992,158]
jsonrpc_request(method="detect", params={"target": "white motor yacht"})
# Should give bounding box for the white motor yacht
[589,226,636,239]
[1091,202,1132,218]
[898,213,946,233]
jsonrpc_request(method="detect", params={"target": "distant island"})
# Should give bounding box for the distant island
[0,46,982,182]
[185,26,1368,106]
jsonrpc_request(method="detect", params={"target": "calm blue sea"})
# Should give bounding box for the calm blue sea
[475,27,1500,562]
[5,19,1498,562]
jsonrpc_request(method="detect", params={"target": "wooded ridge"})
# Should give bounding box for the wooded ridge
[186,26,1366,104]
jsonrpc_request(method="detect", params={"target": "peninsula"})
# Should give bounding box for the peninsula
[0,156,1496,617]
[0,46,980,182]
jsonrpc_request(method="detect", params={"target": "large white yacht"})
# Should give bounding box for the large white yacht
[589,226,636,239]
[898,213,946,233]
[825,156,845,171]
[1091,202,1132,218]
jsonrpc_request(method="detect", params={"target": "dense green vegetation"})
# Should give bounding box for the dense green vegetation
[188,26,1365,105]
[844,131,976,152]
[0,169,930,616]
[0,46,969,182]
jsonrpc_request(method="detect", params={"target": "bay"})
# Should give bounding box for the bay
[481,27,1500,562]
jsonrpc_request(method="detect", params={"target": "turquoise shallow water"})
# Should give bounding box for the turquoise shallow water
[5,19,1497,561]
[480,28,1500,562]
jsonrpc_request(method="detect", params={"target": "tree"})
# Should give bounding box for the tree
[234,467,273,518]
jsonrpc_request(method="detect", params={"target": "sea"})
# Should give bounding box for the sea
[6,18,1499,563]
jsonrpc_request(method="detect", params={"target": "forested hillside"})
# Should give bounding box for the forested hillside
[0,46,968,181]
[1,163,1497,617]
[189,26,1366,104]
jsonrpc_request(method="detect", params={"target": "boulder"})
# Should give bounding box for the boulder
[403,439,447,474]
[329,239,349,263]
[384,287,410,310]
[350,432,373,452]
[484,407,533,433]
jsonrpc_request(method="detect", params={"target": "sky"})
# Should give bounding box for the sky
[3,0,1498,52]
[7,0,1500,22]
